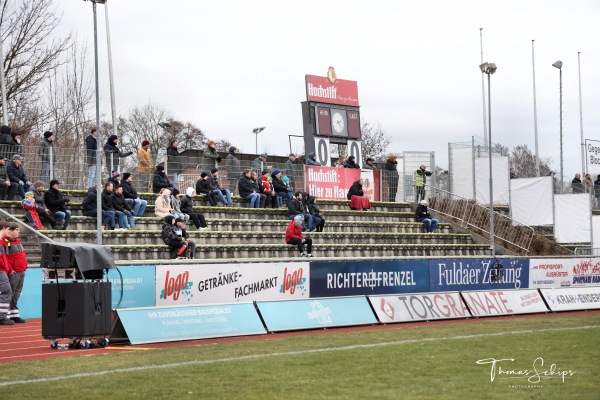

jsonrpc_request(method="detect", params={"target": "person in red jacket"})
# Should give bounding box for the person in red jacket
[5,222,27,323]
[285,214,313,257]
[22,191,42,230]
[0,220,13,325]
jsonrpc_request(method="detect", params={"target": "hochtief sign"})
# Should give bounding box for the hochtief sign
[305,72,359,107]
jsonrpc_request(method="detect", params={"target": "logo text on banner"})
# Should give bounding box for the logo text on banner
[305,74,359,107]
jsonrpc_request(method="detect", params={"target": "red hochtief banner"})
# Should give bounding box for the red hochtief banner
[305,75,359,107]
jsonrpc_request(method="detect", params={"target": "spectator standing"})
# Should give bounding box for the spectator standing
[112,185,135,229]
[82,185,115,230]
[180,187,210,231]
[0,156,17,200]
[251,153,269,174]
[415,200,438,233]
[104,134,133,175]
[343,155,360,169]
[31,181,59,229]
[173,218,196,259]
[288,192,317,231]
[363,158,376,170]
[0,125,13,159]
[384,155,399,202]
[6,155,31,200]
[285,153,297,191]
[202,139,221,172]
[415,164,432,203]
[44,180,71,229]
[306,152,321,166]
[207,168,233,206]
[571,173,584,193]
[5,223,27,323]
[285,215,313,257]
[22,192,43,230]
[510,168,519,179]
[86,128,98,189]
[37,131,56,183]
[195,172,217,206]
[102,182,124,230]
[225,146,241,195]
[347,178,372,211]
[272,169,293,207]
[152,165,173,194]
[334,159,344,168]
[0,222,14,325]
[166,139,181,184]
[137,139,152,191]
[238,169,260,208]
[121,173,147,217]
[155,188,175,219]
[583,173,593,193]
[161,215,188,259]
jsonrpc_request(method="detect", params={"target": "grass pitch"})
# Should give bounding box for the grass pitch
[1,313,599,400]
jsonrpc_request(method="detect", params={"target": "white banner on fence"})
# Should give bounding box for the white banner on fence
[510,177,554,226]
[156,262,309,306]
[540,286,600,311]
[475,156,510,206]
[369,292,470,323]
[450,147,474,200]
[554,194,591,243]
[461,289,547,316]
[585,139,600,181]
[529,258,572,288]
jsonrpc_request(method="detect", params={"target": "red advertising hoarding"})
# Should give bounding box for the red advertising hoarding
[305,166,379,201]
[305,75,359,107]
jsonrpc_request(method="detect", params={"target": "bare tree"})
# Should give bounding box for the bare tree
[0,1,71,121]
[509,144,553,178]
[360,122,392,163]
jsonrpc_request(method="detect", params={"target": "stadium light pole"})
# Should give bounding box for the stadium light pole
[158,122,172,175]
[0,39,7,125]
[577,52,585,175]
[552,60,563,194]
[480,62,497,259]
[253,126,266,154]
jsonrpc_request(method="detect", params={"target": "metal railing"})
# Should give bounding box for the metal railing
[424,183,535,254]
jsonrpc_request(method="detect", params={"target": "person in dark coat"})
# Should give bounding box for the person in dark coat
[103,134,133,174]
[571,173,584,193]
[101,181,122,230]
[37,131,56,183]
[363,158,376,170]
[121,172,147,217]
[82,185,115,229]
[384,155,399,202]
[272,169,293,206]
[86,128,98,188]
[238,169,260,208]
[166,139,181,183]
[152,165,173,194]
[0,155,18,200]
[112,185,135,229]
[161,215,188,259]
[287,192,316,231]
[43,180,71,229]
[347,179,371,211]
[31,181,59,229]
[0,125,13,159]
[225,146,241,195]
[6,155,31,200]
[307,195,325,232]
[207,167,232,206]
[284,153,297,191]
[180,187,210,230]
[343,155,360,169]
[195,172,218,206]
[415,200,438,233]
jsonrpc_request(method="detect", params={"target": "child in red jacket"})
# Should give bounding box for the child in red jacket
[285,215,313,257]
[0,220,14,325]
[22,191,43,230]
[5,222,27,323]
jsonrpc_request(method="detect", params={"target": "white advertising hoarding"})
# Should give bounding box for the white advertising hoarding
[370,292,470,323]
[529,258,572,288]
[461,289,548,316]
[540,286,600,311]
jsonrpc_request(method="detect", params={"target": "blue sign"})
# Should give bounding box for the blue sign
[116,303,266,344]
[256,296,377,332]
[429,258,530,292]
[108,265,156,309]
[309,260,430,297]
[20,268,43,319]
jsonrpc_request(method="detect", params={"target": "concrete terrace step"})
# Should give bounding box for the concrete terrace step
[40,230,474,246]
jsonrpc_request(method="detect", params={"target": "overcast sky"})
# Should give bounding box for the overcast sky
[55,0,599,177]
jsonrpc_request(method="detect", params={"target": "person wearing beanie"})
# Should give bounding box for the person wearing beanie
[170,187,189,224]
[22,192,43,230]
[225,145,240,195]
[202,139,221,172]
[37,131,56,184]
[195,171,217,206]
[180,187,210,231]
[121,172,148,217]
[160,215,188,259]
[385,155,399,202]
[111,184,135,230]
[44,179,71,229]
[86,128,98,188]
[364,158,376,170]
[0,125,21,160]
[415,199,438,233]
[152,164,173,194]
[271,169,293,207]
[103,134,133,175]
[343,155,360,169]
[138,139,152,191]
[172,218,197,259]
[285,214,313,258]
[207,167,232,206]
[251,152,269,174]
[306,152,321,166]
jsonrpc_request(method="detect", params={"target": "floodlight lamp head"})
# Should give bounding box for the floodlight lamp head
[252,127,266,134]
[552,60,563,69]
[158,122,171,129]
[479,62,497,74]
